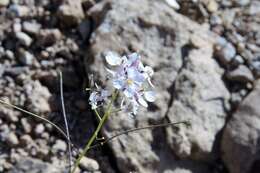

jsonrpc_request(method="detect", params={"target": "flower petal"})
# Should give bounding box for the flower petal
[144,91,156,102]
[105,68,116,76]
[105,52,122,66]
[113,78,125,89]
[138,96,148,107]
[144,66,154,77]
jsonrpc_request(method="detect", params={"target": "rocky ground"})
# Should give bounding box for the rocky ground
[0,0,259,173]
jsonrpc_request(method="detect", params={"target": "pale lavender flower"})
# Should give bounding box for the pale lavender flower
[89,87,109,110]
[105,52,156,115]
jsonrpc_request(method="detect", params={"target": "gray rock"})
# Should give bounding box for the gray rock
[5,50,15,60]
[215,38,236,66]
[8,157,65,173]
[232,0,250,6]
[250,57,260,78]
[226,65,254,83]
[87,0,227,171]
[15,32,33,47]
[222,80,260,173]
[166,41,230,160]
[57,0,85,27]
[231,55,245,67]
[221,9,236,28]
[21,118,32,133]
[24,80,51,114]
[8,4,30,17]
[22,21,41,35]
[0,107,19,122]
[38,29,62,46]
[52,139,67,153]
[165,0,180,10]
[20,134,33,146]
[6,132,19,146]
[79,156,100,171]
[18,49,34,66]
[34,124,45,135]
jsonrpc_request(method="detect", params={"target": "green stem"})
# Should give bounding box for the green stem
[94,109,102,121]
[71,90,118,173]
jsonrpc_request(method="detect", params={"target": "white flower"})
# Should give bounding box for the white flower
[105,52,156,115]
[89,88,109,110]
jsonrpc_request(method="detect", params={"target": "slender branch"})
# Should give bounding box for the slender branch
[59,71,72,173]
[71,90,119,173]
[0,99,68,139]
[88,120,190,150]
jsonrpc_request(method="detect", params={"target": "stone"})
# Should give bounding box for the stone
[166,41,230,160]
[226,65,254,83]
[57,0,85,27]
[215,39,236,66]
[13,21,22,33]
[24,80,51,114]
[0,0,9,6]
[165,0,180,10]
[8,157,65,173]
[20,134,33,146]
[222,80,260,173]
[231,55,244,67]
[232,0,250,6]
[206,0,218,13]
[221,9,236,28]
[8,4,30,17]
[18,49,34,66]
[34,124,45,135]
[15,32,32,47]
[0,107,19,123]
[52,139,67,153]
[250,57,260,78]
[79,156,100,171]
[22,21,41,35]
[21,118,32,133]
[6,132,19,146]
[38,29,62,46]
[87,0,227,172]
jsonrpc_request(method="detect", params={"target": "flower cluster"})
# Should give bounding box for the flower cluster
[89,52,155,115]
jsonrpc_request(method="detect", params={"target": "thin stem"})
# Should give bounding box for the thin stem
[94,109,102,121]
[0,99,68,139]
[89,120,190,150]
[71,90,118,173]
[59,71,72,173]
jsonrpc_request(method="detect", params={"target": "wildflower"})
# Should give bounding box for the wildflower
[89,88,109,110]
[105,52,156,115]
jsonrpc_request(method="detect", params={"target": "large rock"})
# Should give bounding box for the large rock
[166,39,230,160]
[86,0,229,172]
[221,80,260,173]
[58,0,85,27]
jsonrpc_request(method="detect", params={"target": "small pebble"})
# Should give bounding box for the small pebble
[18,49,34,65]
[165,0,180,10]
[34,124,45,135]
[22,21,41,35]
[6,132,19,146]
[15,32,32,47]
[52,139,67,153]
[79,156,100,171]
